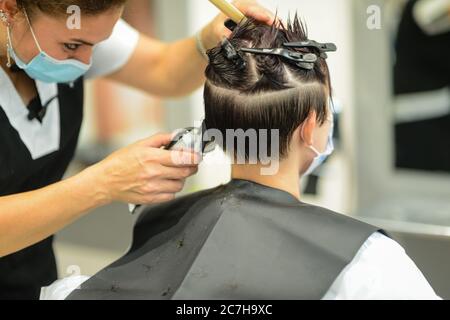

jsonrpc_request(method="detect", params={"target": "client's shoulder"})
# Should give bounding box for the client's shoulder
[297,202,384,237]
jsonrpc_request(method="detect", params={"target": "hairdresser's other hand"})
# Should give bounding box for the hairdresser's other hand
[85,133,200,205]
[202,0,275,50]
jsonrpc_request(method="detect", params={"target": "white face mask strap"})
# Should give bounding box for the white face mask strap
[308,145,321,157]
[301,124,321,157]
[23,9,43,52]
[5,26,13,67]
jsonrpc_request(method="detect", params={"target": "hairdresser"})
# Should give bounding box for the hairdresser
[0,0,273,299]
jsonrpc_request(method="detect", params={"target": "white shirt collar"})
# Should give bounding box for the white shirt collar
[0,67,61,160]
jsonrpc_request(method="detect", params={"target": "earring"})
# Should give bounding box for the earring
[0,10,12,68]
[0,10,8,24]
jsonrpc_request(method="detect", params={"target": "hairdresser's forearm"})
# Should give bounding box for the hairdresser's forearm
[108,32,212,98]
[155,24,223,97]
[0,167,109,257]
[110,1,274,97]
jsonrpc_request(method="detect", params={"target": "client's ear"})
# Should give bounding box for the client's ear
[298,112,317,147]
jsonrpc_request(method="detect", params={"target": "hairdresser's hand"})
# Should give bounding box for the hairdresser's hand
[87,133,200,205]
[202,0,275,49]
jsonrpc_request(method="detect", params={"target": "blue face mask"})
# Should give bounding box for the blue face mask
[7,10,91,83]
[302,123,335,176]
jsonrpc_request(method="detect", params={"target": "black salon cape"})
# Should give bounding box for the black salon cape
[68,179,379,300]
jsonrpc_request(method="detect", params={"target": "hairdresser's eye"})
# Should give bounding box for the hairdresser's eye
[64,43,81,51]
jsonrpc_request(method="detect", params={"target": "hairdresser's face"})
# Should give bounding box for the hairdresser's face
[8,6,123,65]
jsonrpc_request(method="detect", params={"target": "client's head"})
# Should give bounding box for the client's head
[204,16,334,183]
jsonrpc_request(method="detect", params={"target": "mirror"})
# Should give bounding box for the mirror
[391,0,450,173]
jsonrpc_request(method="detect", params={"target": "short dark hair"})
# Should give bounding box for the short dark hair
[204,16,332,160]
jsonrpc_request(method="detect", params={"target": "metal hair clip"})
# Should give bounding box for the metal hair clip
[224,19,238,32]
[240,47,318,70]
[221,38,247,70]
[283,40,337,59]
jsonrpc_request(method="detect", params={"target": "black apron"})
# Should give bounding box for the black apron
[394,0,450,172]
[0,78,84,300]
[68,179,381,300]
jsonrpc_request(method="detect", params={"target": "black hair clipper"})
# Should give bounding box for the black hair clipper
[128,120,215,214]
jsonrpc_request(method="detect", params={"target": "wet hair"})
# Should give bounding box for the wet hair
[16,0,127,17]
[204,15,332,160]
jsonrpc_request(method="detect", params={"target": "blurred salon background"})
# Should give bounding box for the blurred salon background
[56,0,450,298]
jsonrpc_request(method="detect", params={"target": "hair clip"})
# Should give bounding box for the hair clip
[240,47,318,70]
[221,38,247,70]
[224,19,238,32]
[283,40,337,59]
